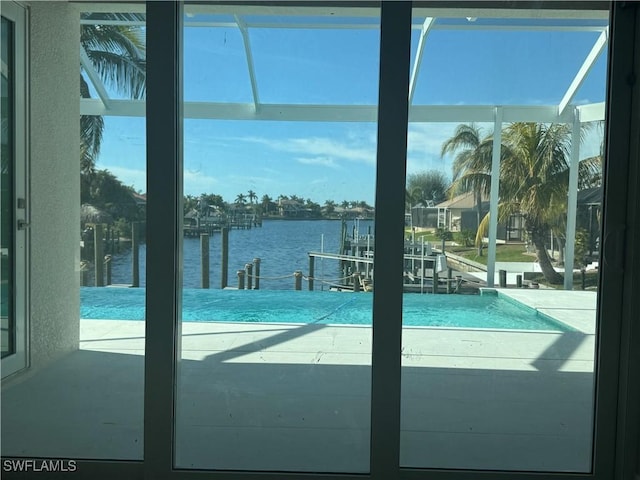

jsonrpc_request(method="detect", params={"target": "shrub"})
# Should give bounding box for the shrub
[457,229,476,247]
[435,227,453,241]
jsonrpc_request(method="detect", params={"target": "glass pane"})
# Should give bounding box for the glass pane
[401,7,607,472]
[1,16,14,359]
[410,16,608,105]
[175,4,379,472]
[1,7,147,460]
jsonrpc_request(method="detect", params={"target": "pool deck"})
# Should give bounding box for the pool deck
[488,289,597,334]
[1,289,597,472]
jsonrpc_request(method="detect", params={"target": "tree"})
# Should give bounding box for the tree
[200,193,224,209]
[441,124,494,255]
[80,13,146,175]
[184,195,199,215]
[82,169,141,221]
[247,189,257,204]
[261,194,273,214]
[305,199,322,217]
[406,170,449,206]
[476,122,600,285]
[235,193,247,205]
[324,200,336,216]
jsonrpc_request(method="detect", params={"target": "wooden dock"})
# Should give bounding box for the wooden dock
[183,214,261,237]
[307,249,458,293]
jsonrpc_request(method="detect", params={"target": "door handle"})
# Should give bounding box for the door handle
[17,219,30,230]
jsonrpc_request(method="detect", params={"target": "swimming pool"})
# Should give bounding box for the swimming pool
[80,288,571,331]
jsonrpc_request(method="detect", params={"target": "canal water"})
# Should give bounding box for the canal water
[107,218,375,290]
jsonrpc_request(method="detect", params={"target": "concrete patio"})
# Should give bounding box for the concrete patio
[1,290,597,472]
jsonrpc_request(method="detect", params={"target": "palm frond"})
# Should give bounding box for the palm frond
[85,50,146,99]
[82,24,145,60]
[441,123,481,158]
[476,212,490,247]
[81,115,103,175]
[80,17,146,175]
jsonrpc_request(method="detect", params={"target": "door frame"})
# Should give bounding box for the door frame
[2,1,29,379]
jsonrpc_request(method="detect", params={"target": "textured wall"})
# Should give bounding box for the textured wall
[29,2,80,368]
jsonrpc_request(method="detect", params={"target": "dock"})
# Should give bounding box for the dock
[307,249,470,294]
[183,214,261,237]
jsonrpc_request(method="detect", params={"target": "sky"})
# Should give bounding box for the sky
[91,12,608,206]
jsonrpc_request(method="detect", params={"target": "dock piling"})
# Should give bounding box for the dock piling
[446,267,452,294]
[516,274,523,288]
[499,269,507,288]
[432,270,438,294]
[94,224,104,287]
[294,270,302,290]
[253,258,261,290]
[105,255,112,286]
[353,272,361,292]
[237,270,245,290]
[131,222,140,288]
[245,263,253,290]
[308,256,315,291]
[221,227,229,288]
[200,233,210,288]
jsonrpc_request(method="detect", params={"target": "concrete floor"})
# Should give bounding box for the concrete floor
[1,290,597,473]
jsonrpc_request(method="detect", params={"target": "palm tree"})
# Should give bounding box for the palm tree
[247,189,257,204]
[405,186,422,213]
[235,193,247,205]
[261,194,272,214]
[324,200,336,216]
[80,13,146,175]
[441,124,494,255]
[476,122,599,285]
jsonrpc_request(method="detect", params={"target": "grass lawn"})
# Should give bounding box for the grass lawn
[404,228,439,242]
[448,244,536,264]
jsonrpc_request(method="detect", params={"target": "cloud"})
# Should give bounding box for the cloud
[311,176,329,185]
[296,156,340,169]
[103,165,221,196]
[239,135,376,165]
[406,123,461,176]
[184,170,219,195]
[104,166,147,191]
[117,134,144,146]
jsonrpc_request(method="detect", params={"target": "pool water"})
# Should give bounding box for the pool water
[80,288,570,331]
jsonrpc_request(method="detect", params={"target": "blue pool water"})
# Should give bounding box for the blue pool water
[80,288,570,331]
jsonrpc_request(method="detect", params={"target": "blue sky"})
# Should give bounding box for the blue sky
[93,13,608,205]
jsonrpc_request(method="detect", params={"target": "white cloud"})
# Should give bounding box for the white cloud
[311,176,330,185]
[406,123,461,177]
[239,135,376,165]
[104,166,146,191]
[103,165,221,196]
[296,156,340,169]
[184,170,219,195]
